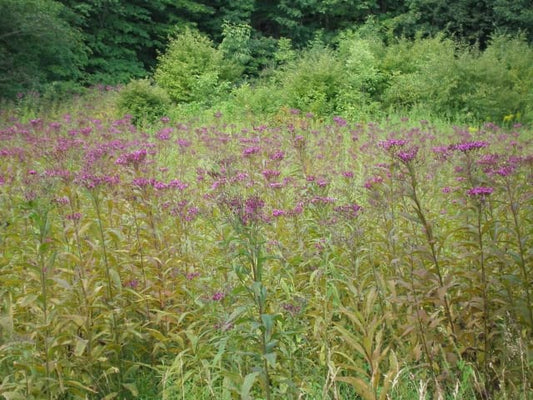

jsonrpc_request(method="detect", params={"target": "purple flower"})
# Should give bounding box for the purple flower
[449,141,489,152]
[55,196,70,205]
[334,203,362,219]
[116,148,147,168]
[243,146,261,156]
[341,171,354,178]
[310,196,336,204]
[333,116,347,127]
[493,166,516,177]
[269,151,285,161]
[156,127,172,140]
[467,186,494,197]
[380,139,407,151]
[397,146,419,163]
[66,212,82,221]
[125,279,139,289]
[364,176,384,189]
[316,178,329,187]
[132,177,154,188]
[177,138,191,148]
[272,209,286,217]
[262,169,281,180]
[212,291,225,301]
[168,179,189,190]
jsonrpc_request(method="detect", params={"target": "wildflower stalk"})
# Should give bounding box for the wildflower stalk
[475,202,490,384]
[407,250,442,395]
[224,196,274,400]
[504,181,533,329]
[32,207,54,400]
[130,200,151,320]
[67,195,94,359]
[404,160,457,343]
[466,186,496,395]
[90,191,124,394]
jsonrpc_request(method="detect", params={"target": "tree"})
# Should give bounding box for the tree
[59,0,213,84]
[0,0,86,98]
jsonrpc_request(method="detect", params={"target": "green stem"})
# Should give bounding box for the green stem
[476,203,490,392]
[506,183,533,329]
[92,193,123,393]
[407,164,457,341]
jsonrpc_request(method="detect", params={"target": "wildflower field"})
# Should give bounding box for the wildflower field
[0,97,531,399]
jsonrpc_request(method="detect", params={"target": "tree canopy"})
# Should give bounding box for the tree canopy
[1,0,531,98]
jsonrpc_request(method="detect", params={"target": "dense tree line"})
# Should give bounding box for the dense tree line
[1,0,531,98]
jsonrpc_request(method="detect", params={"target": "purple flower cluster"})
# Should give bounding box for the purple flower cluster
[243,146,261,157]
[333,203,362,219]
[467,186,494,197]
[115,148,147,168]
[226,195,266,225]
[380,139,407,151]
[396,146,419,163]
[449,141,489,152]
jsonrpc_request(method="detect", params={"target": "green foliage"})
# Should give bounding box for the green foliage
[116,79,170,125]
[335,32,386,119]
[59,0,213,85]
[0,95,532,399]
[381,34,533,122]
[0,0,86,98]
[155,28,239,105]
[276,45,344,115]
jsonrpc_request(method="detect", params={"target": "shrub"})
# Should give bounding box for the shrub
[155,28,239,105]
[335,32,386,119]
[380,34,533,123]
[276,45,344,115]
[116,79,170,125]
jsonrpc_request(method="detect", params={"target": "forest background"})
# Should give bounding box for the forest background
[1,0,532,124]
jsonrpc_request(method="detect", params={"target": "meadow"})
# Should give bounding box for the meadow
[0,91,531,399]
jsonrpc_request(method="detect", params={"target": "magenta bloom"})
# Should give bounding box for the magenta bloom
[212,291,225,301]
[243,146,261,156]
[116,148,147,168]
[449,141,489,152]
[272,209,286,217]
[380,139,407,151]
[467,186,494,197]
[262,169,281,180]
[341,171,354,178]
[397,146,419,163]
[334,203,362,219]
[269,150,285,161]
[333,116,347,127]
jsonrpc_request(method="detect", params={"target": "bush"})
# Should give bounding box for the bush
[116,79,170,125]
[155,28,239,105]
[335,32,386,119]
[380,34,533,123]
[276,45,344,115]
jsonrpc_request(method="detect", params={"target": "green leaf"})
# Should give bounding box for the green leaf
[264,351,277,367]
[74,337,88,357]
[240,371,260,400]
[109,269,122,290]
[336,376,375,400]
[122,382,138,397]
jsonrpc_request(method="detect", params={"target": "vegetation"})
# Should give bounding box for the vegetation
[0,90,532,399]
[0,1,532,399]
[2,0,532,100]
